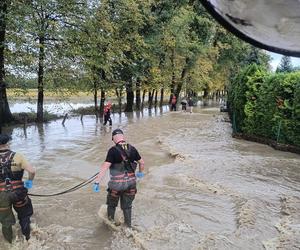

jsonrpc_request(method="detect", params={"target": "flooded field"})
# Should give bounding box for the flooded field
[1,105,299,250]
[8,99,94,115]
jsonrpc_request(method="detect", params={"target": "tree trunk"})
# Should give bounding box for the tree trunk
[37,35,45,123]
[93,84,98,114]
[99,69,106,114]
[142,89,146,106]
[154,90,158,107]
[186,75,192,97]
[159,88,164,107]
[0,0,13,127]
[169,48,176,103]
[115,88,122,113]
[135,78,141,110]
[203,87,209,98]
[175,58,189,99]
[125,81,134,112]
[100,89,105,115]
[203,85,209,106]
[148,90,151,106]
[148,89,155,108]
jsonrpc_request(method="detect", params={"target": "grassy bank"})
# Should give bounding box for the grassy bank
[7,89,94,100]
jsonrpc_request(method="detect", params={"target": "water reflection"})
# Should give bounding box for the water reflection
[37,124,46,152]
[136,111,141,120]
[124,112,133,123]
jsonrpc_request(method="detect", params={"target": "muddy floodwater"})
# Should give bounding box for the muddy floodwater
[1,106,300,250]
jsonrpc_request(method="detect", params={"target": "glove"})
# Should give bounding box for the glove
[136,172,144,179]
[93,183,100,193]
[24,180,33,189]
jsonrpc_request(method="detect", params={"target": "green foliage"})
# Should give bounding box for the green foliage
[229,65,300,146]
[243,66,268,134]
[228,64,264,132]
[1,0,273,122]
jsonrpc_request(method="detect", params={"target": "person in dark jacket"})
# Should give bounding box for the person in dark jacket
[188,97,194,113]
[181,98,187,111]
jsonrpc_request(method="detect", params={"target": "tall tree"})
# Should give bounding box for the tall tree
[10,0,83,122]
[0,0,13,126]
[276,56,293,73]
[114,0,149,112]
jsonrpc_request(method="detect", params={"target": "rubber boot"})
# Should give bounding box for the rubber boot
[20,216,31,241]
[2,226,13,243]
[14,196,33,241]
[123,208,132,228]
[107,206,116,221]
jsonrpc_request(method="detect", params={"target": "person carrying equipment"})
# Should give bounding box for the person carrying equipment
[93,129,145,228]
[0,134,36,242]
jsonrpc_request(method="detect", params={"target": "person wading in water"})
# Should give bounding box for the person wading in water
[103,102,112,126]
[170,94,177,111]
[93,129,145,228]
[0,134,36,242]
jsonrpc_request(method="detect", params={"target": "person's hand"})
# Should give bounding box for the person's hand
[24,180,33,189]
[93,183,100,193]
[136,172,144,179]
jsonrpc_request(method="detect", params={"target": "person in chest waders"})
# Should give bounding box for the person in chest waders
[0,134,36,243]
[93,129,145,228]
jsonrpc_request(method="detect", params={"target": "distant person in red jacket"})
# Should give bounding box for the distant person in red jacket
[170,94,177,111]
[103,102,112,126]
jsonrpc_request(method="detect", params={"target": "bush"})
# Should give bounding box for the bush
[228,64,266,132]
[228,65,300,147]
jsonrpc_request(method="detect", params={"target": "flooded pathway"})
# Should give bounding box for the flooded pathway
[1,106,300,250]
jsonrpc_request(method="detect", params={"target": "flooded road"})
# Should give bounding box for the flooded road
[1,106,300,250]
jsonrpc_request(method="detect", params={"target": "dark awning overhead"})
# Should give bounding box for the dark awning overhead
[200,0,300,57]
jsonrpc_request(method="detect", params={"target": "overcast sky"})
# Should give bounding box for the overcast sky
[269,52,300,71]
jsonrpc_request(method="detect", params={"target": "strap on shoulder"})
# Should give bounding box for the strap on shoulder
[0,150,15,179]
[0,150,15,166]
[114,144,134,172]
[115,144,131,159]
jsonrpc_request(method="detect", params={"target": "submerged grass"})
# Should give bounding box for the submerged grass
[12,112,62,125]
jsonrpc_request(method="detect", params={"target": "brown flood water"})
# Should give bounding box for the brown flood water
[1,105,300,250]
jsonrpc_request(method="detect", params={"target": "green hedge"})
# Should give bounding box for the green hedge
[228,64,300,147]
